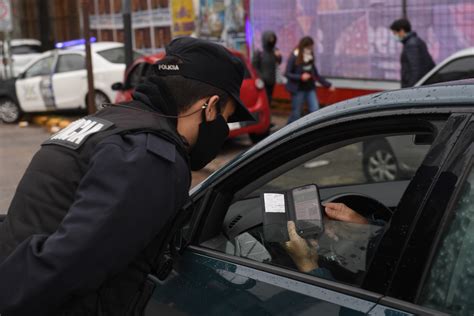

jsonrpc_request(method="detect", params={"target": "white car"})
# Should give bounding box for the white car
[0,41,141,123]
[415,47,474,86]
[0,39,43,79]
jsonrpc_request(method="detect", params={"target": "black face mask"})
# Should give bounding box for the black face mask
[190,111,230,171]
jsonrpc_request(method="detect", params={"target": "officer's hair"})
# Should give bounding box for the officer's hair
[155,56,230,113]
[390,18,411,33]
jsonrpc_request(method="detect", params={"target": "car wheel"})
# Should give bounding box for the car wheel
[0,97,22,123]
[362,141,399,182]
[87,91,111,112]
[249,128,270,144]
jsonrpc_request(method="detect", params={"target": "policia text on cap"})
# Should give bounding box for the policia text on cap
[0,37,254,316]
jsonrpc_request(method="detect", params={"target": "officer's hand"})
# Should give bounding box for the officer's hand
[324,202,368,225]
[282,221,319,272]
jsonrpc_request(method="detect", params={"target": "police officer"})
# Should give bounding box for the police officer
[0,37,254,315]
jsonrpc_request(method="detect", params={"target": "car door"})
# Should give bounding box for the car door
[15,55,56,112]
[143,109,466,315]
[52,53,87,109]
[371,116,474,315]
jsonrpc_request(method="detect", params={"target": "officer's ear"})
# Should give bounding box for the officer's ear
[204,95,220,121]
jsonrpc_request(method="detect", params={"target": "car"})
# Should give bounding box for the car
[0,41,142,123]
[361,47,474,182]
[135,80,473,315]
[112,50,271,144]
[0,39,43,79]
[415,47,474,87]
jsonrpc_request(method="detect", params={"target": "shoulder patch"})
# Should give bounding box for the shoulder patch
[146,134,176,163]
[42,117,114,150]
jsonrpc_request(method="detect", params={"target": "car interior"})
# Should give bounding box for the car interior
[197,116,448,288]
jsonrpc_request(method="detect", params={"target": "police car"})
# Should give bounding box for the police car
[0,40,141,123]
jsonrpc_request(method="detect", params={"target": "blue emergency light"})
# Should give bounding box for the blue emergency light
[55,37,97,49]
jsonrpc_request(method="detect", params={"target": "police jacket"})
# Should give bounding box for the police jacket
[400,32,435,88]
[0,101,191,315]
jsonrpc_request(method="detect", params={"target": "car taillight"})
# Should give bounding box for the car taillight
[255,78,265,90]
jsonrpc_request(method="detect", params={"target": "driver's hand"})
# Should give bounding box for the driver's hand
[324,202,369,225]
[282,221,319,272]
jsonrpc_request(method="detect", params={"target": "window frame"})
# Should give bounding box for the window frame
[186,111,462,296]
[383,115,473,303]
[423,56,474,86]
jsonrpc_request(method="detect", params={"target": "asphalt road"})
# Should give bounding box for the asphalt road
[0,123,50,214]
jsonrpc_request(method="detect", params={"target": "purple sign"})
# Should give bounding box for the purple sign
[251,0,474,81]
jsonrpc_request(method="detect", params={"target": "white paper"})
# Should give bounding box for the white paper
[263,193,286,213]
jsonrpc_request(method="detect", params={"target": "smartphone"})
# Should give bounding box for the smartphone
[290,184,324,238]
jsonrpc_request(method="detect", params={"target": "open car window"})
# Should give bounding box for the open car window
[200,127,437,290]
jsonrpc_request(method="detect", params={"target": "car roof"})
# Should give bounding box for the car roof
[415,47,474,86]
[191,82,474,194]
[264,82,474,143]
[133,52,166,64]
[443,47,474,60]
[9,39,42,47]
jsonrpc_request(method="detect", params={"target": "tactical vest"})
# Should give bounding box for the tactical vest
[0,102,190,315]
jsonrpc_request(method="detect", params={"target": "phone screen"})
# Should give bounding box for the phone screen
[292,185,322,221]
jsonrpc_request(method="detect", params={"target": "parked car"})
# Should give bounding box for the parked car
[0,41,141,123]
[362,47,474,182]
[415,47,474,86]
[0,39,43,79]
[131,80,473,315]
[113,49,271,143]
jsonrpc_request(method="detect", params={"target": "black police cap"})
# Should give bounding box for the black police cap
[153,37,255,123]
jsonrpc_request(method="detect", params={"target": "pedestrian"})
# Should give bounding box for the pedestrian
[252,30,282,106]
[0,37,254,316]
[390,18,435,88]
[285,36,334,124]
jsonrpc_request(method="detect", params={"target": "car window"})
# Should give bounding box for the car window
[261,135,430,192]
[97,47,143,64]
[423,56,474,85]
[200,132,432,289]
[11,45,41,55]
[24,56,55,78]
[418,166,474,315]
[126,62,149,88]
[56,54,85,73]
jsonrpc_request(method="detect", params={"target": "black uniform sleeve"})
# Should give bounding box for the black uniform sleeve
[0,133,190,315]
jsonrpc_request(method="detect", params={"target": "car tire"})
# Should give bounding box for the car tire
[0,97,22,123]
[249,128,270,144]
[362,140,399,182]
[86,91,111,112]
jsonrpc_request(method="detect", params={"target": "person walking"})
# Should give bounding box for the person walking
[252,30,282,106]
[285,36,333,124]
[0,37,254,316]
[390,18,435,88]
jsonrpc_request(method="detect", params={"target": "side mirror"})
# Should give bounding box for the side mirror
[111,82,124,91]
